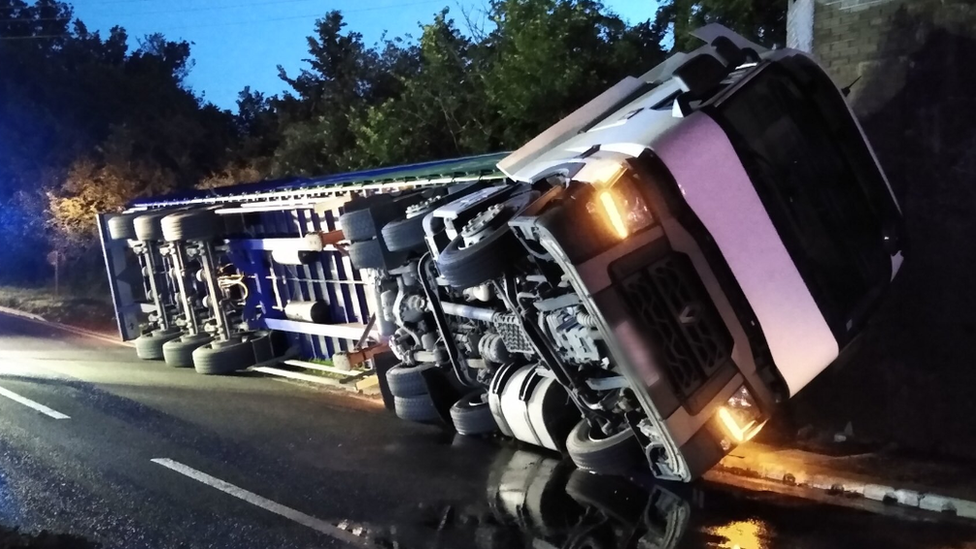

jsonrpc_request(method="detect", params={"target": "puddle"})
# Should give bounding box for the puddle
[353,445,700,548]
[336,437,976,549]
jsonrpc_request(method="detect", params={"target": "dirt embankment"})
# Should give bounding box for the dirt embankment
[0,286,116,336]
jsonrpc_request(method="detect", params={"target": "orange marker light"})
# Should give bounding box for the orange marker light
[600,191,628,239]
[718,407,766,442]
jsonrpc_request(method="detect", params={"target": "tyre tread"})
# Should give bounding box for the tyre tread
[394,394,440,423]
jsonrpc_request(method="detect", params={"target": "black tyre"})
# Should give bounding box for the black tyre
[435,193,535,289]
[394,394,440,423]
[162,210,220,242]
[133,328,182,360]
[436,229,518,289]
[450,391,497,435]
[386,364,434,397]
[347,239,386,270]
[107,214,138,241]
[191,338,255,375]
[379,191,454,252]
[338,195,398,243]
[134,212,166,242]
[566,419,642,476]
[161,333,212,368]
[380,215,428,252]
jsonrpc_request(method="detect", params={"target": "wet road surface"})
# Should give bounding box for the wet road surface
[0,313,973,548]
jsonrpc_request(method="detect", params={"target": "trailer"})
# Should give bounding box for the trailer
[100,26,904,481]
[99,153,507,375]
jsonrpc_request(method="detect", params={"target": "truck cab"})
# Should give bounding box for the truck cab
[356,25,905,481]
[494,25,904,479]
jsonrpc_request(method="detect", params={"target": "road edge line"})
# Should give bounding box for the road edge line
[713,462,976,520]
[0,308,132,348]
[0,305,45,322]
[150,458,367,546]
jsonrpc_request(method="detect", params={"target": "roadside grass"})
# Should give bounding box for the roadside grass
[0,286,116,335]
[297,357,372,380]
[301,357,349,380]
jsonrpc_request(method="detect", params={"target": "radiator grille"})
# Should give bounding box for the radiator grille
[620,253,732,397]
[492,313,535,354]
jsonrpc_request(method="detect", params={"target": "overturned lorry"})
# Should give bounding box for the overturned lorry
[99,26,904,481]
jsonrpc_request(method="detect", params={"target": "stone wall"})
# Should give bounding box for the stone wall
[780,0,976,460]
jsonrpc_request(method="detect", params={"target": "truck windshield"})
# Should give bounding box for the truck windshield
[709,62,894,345]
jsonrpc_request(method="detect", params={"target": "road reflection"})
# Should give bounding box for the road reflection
[708,520,765,549]
[478,448,690,549]
[377,440,712,549]
[355,437,976,549]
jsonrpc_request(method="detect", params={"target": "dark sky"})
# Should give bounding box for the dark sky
[67,0,657,111]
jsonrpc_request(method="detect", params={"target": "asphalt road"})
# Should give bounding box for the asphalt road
[0,313,973,549]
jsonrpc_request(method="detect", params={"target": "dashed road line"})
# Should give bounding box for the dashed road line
[150,458,365,546]
[0,385,70,419]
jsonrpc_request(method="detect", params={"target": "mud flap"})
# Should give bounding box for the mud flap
[372,351,398,411]
[98,213,145,341]
[421,367,462,427]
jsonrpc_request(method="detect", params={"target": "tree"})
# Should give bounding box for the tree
[350,10,496,167]
[197,165,263,190]
[279,1,666,171]
[136,32,194,84]
[272,11,385,175]
[46,159,158,248]
[1,0,789,288]
[0,0,238,284]
[481,0,665,147]
[653,0,786,52]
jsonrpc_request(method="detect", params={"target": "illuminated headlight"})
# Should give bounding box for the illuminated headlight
[717,385,766,443]
[583,166,655,239]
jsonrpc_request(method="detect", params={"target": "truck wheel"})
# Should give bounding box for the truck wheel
[436,227,516,288]
[386,364,434,397]
[381,215,428,252]
[108,214,138,241]
[338,195,398,243]
[450,391,497,435]
[162,333,213,368]
[134,212,166,242]
[347,239,386,270]
[394,394,440,423]
[191,338,255,375]
[380,192,452,252]
[162,210,220,242]
[134,328,182,360]
[435,193,535,289]
[565,419,642,476]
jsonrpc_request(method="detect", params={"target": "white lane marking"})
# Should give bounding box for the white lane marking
[150,458,364,546]
[0,385,70,419]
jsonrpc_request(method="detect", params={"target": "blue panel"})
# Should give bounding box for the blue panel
[225,245,281,322]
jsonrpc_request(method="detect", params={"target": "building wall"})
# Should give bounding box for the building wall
[782,0,976,460]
